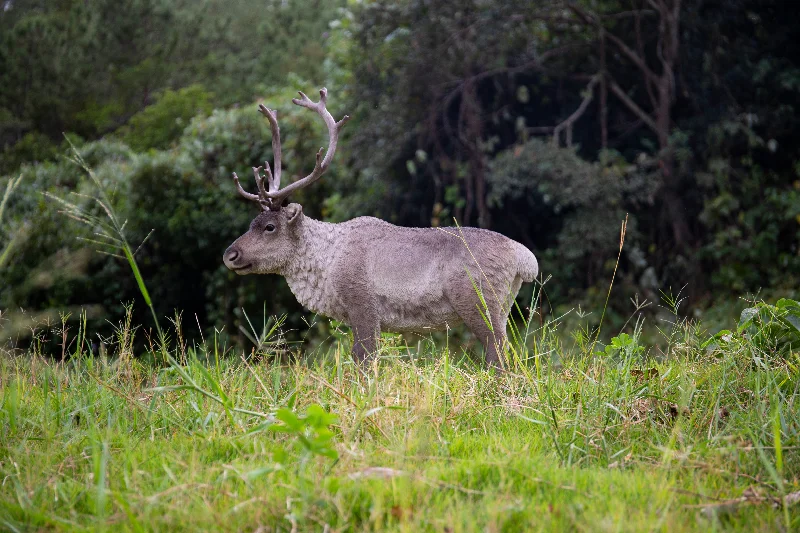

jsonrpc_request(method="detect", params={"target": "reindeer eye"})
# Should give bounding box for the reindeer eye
[265,224,276,233]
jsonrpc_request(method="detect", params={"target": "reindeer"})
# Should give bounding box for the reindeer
[223,88,538,366]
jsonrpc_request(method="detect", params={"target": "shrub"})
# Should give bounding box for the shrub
[118,85,214,152]
[704,298,800,369]
[1,91,352,352]
[488,140,646,302]
[0,132,58,175]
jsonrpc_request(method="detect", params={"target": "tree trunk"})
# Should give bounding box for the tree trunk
[459,80,490,228]
[600,33,608,149]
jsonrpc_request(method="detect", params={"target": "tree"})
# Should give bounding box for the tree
[562,1,692,253]
[343,0,551,228]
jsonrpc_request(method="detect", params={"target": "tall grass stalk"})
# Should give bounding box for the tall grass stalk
[590,213,628,355]
[44,142,286,426]
[0,174,24,269]
[45,140,164,343]
[0,174,22,224]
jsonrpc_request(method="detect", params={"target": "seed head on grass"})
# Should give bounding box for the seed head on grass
[45,137,162,344]
[0,174,24,269]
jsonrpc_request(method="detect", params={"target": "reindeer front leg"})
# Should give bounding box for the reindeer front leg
[333,246,380,365]
[348,309,380,364]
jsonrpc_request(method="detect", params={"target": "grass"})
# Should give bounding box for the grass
[0,174,24,270]
[1,302,799,532]
[2,144,798,531]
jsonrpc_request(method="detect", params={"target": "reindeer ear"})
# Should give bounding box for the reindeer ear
[284,203,303,226]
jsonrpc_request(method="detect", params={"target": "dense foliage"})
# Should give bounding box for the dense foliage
[1,0,798,350]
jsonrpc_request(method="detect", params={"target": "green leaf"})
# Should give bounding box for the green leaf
[738,307,759,331]
[275,408,304,432]
[775,298,800,310]
[245,465,279,480]
[782,314,800,336]
[701,329,732,350]
[193,363,230,408]
[316,447,338,460]
[306,404,338,428]
[123,245,152,307]
[247,420,275,435]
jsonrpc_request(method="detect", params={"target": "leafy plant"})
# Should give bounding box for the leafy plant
[600,332,644,359]
[269,404,339,461]
[738,298,800,362]
[704,298,800,364]
[117,85,214,151]
[488,140,639,303]
[0,132,57,175]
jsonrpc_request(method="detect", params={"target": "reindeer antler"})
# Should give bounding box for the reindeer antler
[232,88,349,211]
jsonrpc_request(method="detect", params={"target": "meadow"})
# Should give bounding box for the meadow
[3,155,800,531]
[1,292,798,532]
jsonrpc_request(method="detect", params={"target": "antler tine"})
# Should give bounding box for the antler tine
[252,166,270,202]
[266,87,349,205]
[232,172,261,204]
[258,104,282,192]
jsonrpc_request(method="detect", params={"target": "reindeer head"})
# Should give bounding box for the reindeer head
[223,88,349,275]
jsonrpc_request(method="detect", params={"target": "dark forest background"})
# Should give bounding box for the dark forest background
[1,0,798,351]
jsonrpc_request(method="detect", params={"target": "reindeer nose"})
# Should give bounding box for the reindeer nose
[224,247,240,266]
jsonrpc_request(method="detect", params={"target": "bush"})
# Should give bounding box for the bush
[704,298,800,367]
[488,140,649,301]
[1,91,352,352]
[117,85,214,152]
[0,141,140,344]
[0,131,58,175]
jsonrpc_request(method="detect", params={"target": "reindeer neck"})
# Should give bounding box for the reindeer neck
[282,216,343,319]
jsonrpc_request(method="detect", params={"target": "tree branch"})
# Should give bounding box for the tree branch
[552,75,600,147]
[567,2,660,86]
[599,9,658,20]
[635,7,659,109]
[607,78,659,134]
[599,32,608,148]
[441,43,582,111]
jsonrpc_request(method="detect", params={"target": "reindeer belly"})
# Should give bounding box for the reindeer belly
[368,248,461,333]
[378,299,462,333]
